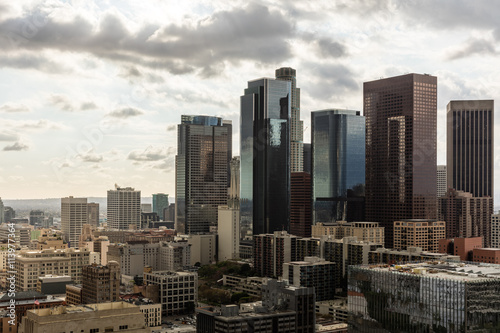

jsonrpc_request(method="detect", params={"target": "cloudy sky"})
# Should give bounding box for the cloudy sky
[0,0,499,207]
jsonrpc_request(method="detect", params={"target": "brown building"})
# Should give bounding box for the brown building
[393,219,445,252]
[472,248,500,264]
[364,73,437,249]
[439,188,494,247]
[65,285,82,305]
[87,202,100,227]
[438,237,483,261]
[82,261,120,304]
[253,231,299,278]
[0,291,64,327]
[447,100,494,198]
[290,172,312,237]
[311,221,384,244]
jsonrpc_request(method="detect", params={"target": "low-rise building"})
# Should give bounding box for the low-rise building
[19,302,151,333]
[82,262,120,304]
[472,248,500,264]
[143,270,197,316]
[393,219,446,252]
[315,298,348,323]
[65,285,82,305]
[312,221,384,244]
[222,275,266,297]
[369,246,460,265]
[37,275,73,294]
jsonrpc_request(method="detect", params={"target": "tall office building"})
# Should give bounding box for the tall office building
[303,143,311,174]
[447,100,494,197]
[61,197,88,247]
[0,198,4,224]
[29,210,44,225]
[107,186,141,230]
[175,115,232,234]
[290,172,312,237]
[152,193,169,220]
[276,67,303,173]
[312,109,365,223]
[492,211,500,248]
[437,165,447,198]
[240,78,291,236]
[87,202,99,227]
[364,73,437,248]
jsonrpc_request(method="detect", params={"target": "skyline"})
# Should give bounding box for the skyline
[1,1,499,207]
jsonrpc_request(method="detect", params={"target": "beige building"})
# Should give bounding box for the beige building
[312,221,384,244]
[176,234,216,265]
[137,302,162,328]
[82,262,120,304]
[19,302,151,333]
[14,248,90,291]
[65,285,82,305]
[0,223,31,246]
[143,270,197,317]
[61,196,88,247]
[393,219,446,252]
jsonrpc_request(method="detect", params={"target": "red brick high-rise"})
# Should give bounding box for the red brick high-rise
[290,172,312,237]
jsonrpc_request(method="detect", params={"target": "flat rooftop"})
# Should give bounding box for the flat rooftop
[366,261,500,281]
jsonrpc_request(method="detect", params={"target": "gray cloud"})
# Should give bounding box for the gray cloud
[307,63,359,101]
[0,133,18,141]
[447,38,497,60]
[80,102,97,110]
[13,119,66,130]
[314,37,347,58]
[128,146,172,162]
[166,125,176,132]
[78,151,103,163]
[0,4,294,76]
[0,102,29,112]
[49,94,73,111]
[3,141,28,151]
[107,107,143,118]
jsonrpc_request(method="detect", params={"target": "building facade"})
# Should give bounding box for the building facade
[492,211,500,248]
[175,115,232,234]
[290,172,312,237]
[364,73,437,248]
[82,262,120,304]
[348,262,500,332]
[437,165,447,198]
[393,219,446,252]
[276,67,303,173]
[312,109,365,223]
[143,271,197,317]
[61,196,87,247]
[253,231,299,278]
[439,188,494,247]
[240,78,291,236]
[107,186,141,230]
[311,221,384,244]
[447,100,494,198]
[87,202,99,227]
[152,193,169,221]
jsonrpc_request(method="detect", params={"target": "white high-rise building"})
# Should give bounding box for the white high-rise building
[61,196,88,247]
[492,211,500,248]
[107,185,141,230]
[218,157,240,261]
[437,165,447,198]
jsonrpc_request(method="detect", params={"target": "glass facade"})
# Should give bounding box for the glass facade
[175,115,231,234]
[152,193,169,220]
[312,110,365,223]
[364,74,437,249]
[348,263,500,332]
[240,78,291,236]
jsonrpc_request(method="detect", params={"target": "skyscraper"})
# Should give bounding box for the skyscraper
[240,78,291,236]
[61,196,88,247]
[364,73,437,248]
[290,172,312,237]
[175,115,232,234]
[312,109,365,223]
[87,202,99,227]
[0,198,4,224]
[437,165,447,198]
[107,186,141,230]
[447,100,494,197]
[276,67,303,173]
[152,193,169,220]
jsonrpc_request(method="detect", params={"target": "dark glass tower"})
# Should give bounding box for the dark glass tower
[311,109,365,223]
[175,115,232,234]
[240,78,291,236]
[364,73,437,248]
[447,100,494,198]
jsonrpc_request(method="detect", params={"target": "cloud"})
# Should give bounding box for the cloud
[107,107,143,118]
[0,133,18,141]
[0,3,295,75]
[78,150,103,163]
[49,94,74,111]
[166,124,176,132]
[307,63,359,101]
[314,37,347,58]
[128,146,173,162]
[0,102,29,112]
[446,38,497,60]
[0,53,70,73]
[3,141,28,151]
[8,119,67,130]
[80,102,97,110]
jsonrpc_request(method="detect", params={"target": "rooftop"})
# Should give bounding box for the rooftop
[365,261,500,281]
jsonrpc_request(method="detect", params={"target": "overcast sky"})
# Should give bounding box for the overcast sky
[0,0,499,207]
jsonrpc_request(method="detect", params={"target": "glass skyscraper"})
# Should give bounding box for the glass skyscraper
[175,115,232,234]
[152,193,169,220]
[311,110,365,223]
[240,78,291,236]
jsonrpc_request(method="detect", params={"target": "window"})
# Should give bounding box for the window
[119,325,128,330]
